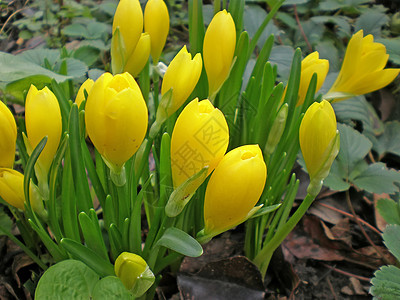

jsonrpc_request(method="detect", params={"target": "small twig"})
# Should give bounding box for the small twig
[368,151,376,163]
[293,5,312,52]
[321,263,371,282]
[345,190,391,265]
[0,0,30,35]
[326,276,338,300]
[318,202,382,236]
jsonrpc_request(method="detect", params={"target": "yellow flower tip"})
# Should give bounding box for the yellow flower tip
[0,168,25,210]
[0,101,17,168]
[25,85,62,177]
[144,0,170,63]
[85,72,148,172]
[326,30,400,102]
[299,100,337,180]
[159,46,202,116]
[203,144,267,235]
[114,252,147,290]
[75,78,94,108]
[296,51,329,106]
[203,9,236,97]
[171,98,229,189]
[124,32,151,77]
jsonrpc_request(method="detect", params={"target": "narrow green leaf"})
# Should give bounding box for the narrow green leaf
[155,227,203,257]
[60,238,114,277]
[79,211,109,260]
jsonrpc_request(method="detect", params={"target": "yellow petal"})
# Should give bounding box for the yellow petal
[0,101,17,168]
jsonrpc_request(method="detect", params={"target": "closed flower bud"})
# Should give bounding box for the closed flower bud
[299,100,340,195]
[284,52,329,106]
[111,0,143,74]
[325,30,400,102]
[75,78,94,108]
[124,33,151,77]
[0,168,25,210]
[203,145,267,236]
[203,10,236,98]
[114,252,155,296]
[25,85,62,181]
[171,98,229,188]
[0,101,17,168]
[144,0,169,63]
[85,72,148,179]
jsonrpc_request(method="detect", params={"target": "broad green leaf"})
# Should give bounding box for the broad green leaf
[0,51,70,84]
[310,16,351,38]
[324,161,351,191]
[35,260,99,300]
[244,5,278,48]
[376,38,400,65]
[383,225,400,261]
[336,123,372,176]
[319,0,369,11]
[92,276,134,300]
[352,163,400,195]
[54,58,88,78]
[377,198,400,226]
[0,206,13,236]
[314,39,340,72]
[269,45,295,80]
[376,121,400,158]
[155,227,203,257]
[355,11,389,37]
[73,46,101,66]
[370,265,400,300]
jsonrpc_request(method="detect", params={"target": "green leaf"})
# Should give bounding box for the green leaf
[250,204,282,219]
[319,0,369,11]
[336,123,372,176]
[352,163,400,195]
[35,260,100,300]
[92,276,134,300]
[383,224,400,261]
[377,198,400,225]
[155,227,203,257]
[269,46,295,80]
[355,11,389,37]
[376,38,400,65]
[0,207,13,236]
[0,51,70,84]
[60,238,115,277]
[370,265,400,300]
[73,46,101,66]
[376,121,400,158]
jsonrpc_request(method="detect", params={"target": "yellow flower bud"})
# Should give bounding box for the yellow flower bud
[325,30,400,102]
[203,10,236,98]
[0,168,25,210]
[160,45,202,116]
[114,252,154,296]
[25,85,62,179]
[171,98,229,189]
[285,52,329,106]
[111,0,143,74]
[124,33,151,77]
[0,101,17,168]
[144,0,169,63]
[203,145,267,235]
[85,72,148,174]
[299,100,339,182]
[75,78,94,108]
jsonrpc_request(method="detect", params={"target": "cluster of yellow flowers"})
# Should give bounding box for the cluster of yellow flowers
[0,0,399,288]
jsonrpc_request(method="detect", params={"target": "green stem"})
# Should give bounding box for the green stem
[152,65,160,113]
[253,193,315,277]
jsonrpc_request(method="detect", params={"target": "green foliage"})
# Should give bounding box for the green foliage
[155,227,203,257]
[370,225,400,299]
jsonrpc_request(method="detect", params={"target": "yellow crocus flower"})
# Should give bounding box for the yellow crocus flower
[0,168,25,210]
[144,0,169,63]
[25,85,62,181]
[171,98,229,189]
[114,252,154,296]
[85,72,148,176]
[161,46,202,115]
[325,30,400,102]
[203,9,236,98]
[75,78,94,108]
[111,0,143,74]
[124,33,151,77]
[299,100,339,194]
[0,101,17,168]
[203,145,267,236]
